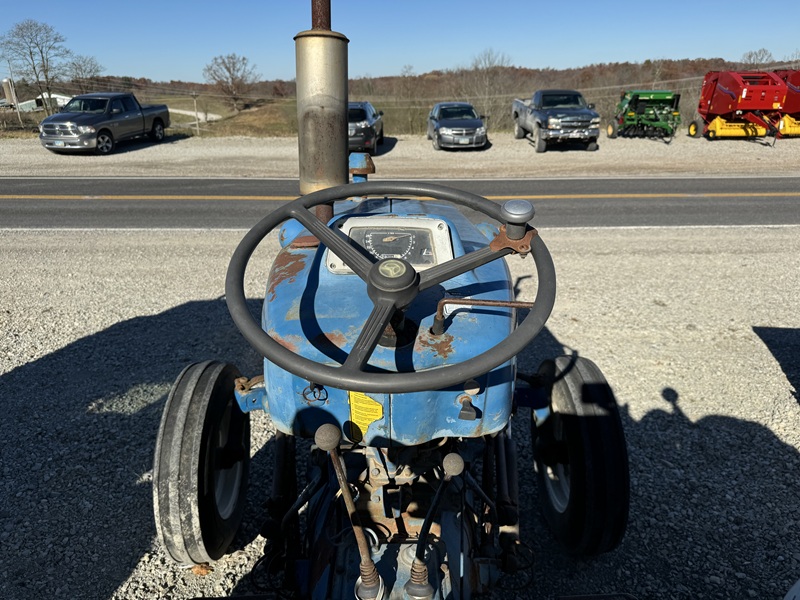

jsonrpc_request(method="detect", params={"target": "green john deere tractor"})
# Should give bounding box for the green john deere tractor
[606,89,681,142]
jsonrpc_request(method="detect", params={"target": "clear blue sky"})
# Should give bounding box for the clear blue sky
[2,1,799,83]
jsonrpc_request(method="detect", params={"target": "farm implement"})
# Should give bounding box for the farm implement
[688,70,789,140]
[151,2,632,598]
[774,69,800,137]
[606,89,681,142]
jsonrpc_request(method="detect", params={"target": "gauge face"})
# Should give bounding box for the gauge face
[326,217,452,275]
[364,230,414,260]
[350,227,435,265]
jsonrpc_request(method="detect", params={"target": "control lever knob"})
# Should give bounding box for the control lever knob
[314,423,341,452]
[500,200,535,240]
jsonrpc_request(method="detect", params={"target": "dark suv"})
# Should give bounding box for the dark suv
[348,101,384,155]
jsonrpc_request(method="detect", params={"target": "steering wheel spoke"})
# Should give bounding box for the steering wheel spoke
[419,245,513,291]
[342,298,396,372]
[289,206,374,279]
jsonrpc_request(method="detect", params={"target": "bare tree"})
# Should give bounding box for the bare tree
[785,49,800,69]
[66,54,104,94]
[0,19,71,115]
[459,48,515,129]
[740,48,775,68]
[202,53,260,113]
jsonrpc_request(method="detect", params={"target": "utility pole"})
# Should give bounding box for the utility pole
[6,61,25,128]
[190,91,201,136]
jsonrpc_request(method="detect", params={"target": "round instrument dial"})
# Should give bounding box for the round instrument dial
[364,230,414,260]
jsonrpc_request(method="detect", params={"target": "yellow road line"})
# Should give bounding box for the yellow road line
[1,192,800,201]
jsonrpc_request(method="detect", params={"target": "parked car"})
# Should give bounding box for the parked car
[427,102,488,150]
[38,92,170,155]
[348,101,384,155]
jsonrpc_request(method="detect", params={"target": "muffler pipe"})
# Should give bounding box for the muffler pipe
[294,8,349,210]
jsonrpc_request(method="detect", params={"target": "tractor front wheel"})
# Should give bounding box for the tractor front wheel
[532,356,629,557]
[606,122,618,139]
[153,361,250,565]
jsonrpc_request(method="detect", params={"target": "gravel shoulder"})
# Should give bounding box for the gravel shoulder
[2,131,800,179]
[1,227,799,600]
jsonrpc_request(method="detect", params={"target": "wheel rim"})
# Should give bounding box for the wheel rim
[544,462,570,513]
[155,124,164,140]
[542,415,570,512]
[97,135,112,153]
[213,401,244,520]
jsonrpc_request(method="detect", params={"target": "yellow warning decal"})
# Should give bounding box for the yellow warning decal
[348,391,383,442]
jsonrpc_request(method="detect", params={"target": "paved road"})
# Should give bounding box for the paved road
[1,176,799,228]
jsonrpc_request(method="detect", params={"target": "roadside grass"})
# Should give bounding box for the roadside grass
[201,99,298,137]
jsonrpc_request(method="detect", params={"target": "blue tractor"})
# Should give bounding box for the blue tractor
[151,4,630,598]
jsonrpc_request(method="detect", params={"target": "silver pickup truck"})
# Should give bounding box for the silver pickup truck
[511,89,600,152]
[38,92,170,155]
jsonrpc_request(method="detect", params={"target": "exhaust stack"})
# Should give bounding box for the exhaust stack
[295,0,349,197]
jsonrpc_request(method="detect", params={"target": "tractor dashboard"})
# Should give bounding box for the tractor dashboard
[325,215,454,274]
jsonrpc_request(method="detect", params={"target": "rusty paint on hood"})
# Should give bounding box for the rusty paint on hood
[267,249,306,302]
[415,330,455,359]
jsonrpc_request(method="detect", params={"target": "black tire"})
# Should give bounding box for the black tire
[688,118,704,138]
[432,134,441,151]
[149,119,165,142]
[514,121,526,139]
[707,129,717,140]
[95,130,115,155]
[533,125,547,153]
[532,355,629,557]
[153,360,250,565]
[606,122,618,139]
[377,125,384,145]
[585,139,599,151]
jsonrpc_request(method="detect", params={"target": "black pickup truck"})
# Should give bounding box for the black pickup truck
[38,92,170,155]
[511,89,601,152]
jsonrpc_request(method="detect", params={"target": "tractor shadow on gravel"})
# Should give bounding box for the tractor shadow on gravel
[1,301,799,600]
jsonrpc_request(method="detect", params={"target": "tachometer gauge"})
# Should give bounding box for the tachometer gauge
[364,230,414,259]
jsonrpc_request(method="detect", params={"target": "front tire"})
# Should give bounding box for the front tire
[153,361,250,565]
[533,356,629,557]
[533,125,547,153]
[514,121,526,139]
[95,130,115,155]
[432,134,441,151]
[606,122,618,139]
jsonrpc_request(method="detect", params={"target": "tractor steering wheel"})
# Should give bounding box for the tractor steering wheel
[225,181,556,393]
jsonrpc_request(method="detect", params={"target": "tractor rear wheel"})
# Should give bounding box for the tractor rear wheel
[606,122,618,139]
[153,361,250,565]
[532,356,629,557]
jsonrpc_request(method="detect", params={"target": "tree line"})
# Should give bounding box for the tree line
[2,19,799,134]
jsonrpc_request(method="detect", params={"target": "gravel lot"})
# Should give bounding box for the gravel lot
[1,133,799,600]
[1,130,799,178]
